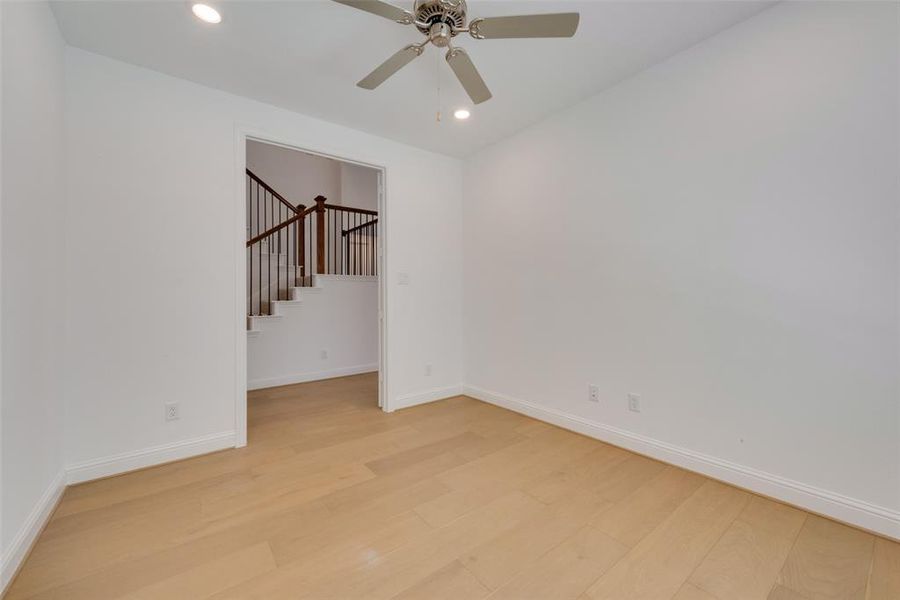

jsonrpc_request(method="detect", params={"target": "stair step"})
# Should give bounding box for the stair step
[272,300,303,308]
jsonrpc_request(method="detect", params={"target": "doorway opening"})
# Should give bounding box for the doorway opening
[236,135,386,446]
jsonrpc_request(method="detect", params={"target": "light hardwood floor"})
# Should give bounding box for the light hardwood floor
[6,373,899,599]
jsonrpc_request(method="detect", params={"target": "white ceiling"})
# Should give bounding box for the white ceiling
[51,0,774,157]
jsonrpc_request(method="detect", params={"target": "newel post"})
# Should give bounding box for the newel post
[296,203,306,281]
[315,195,327,275]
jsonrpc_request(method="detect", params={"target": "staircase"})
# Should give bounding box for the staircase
[245,169,378,319]
[245,170,380,388]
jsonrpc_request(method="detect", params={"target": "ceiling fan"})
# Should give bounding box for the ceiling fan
[333,0,580,105]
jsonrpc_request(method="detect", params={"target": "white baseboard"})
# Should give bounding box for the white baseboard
[391,384,464,411]
[463,385,900,541]
[248,364,377,391]
[65,431,236,485]
[1,470,66,593]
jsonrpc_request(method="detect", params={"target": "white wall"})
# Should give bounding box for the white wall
[64,48,463,473]
[246,141,379,211]
[340,162,379,212]
[248,275,378,390]
[0,0,67,587]
[463,1,900,535]
[247,140,340,208]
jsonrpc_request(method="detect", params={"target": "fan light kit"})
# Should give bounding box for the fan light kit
[334,0,579,105]
[453,108,470,119]
[192,3,221,24]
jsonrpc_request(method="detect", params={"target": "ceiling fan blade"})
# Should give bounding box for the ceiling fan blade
[332,0,413,24]
[357,44,424,90]
[445,47,492,105]
[469,13,580,39]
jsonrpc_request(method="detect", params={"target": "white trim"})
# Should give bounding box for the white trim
[0,471,65,593]
[65,431,236,485]
[391,384,464,411]
[233,125,248,447]
[248,364,378,391]
[463,385,900,541]
[377,167,388,410]
[235,126,389,418]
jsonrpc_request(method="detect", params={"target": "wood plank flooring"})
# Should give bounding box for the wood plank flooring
[5,373,898,599]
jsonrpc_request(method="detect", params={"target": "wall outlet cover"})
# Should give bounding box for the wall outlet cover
[588,384,600,403]
[165,402,180,421]
[627,393,641,413]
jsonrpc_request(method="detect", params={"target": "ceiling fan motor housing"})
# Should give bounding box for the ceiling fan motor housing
[414,0,467,40]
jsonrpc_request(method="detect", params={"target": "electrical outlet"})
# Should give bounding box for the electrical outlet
[165,402,180,421]
[320,349,328,360]
[397,272,410,285]
[588,384,600,403]
[627,393,641,413]
[425,364,432,376]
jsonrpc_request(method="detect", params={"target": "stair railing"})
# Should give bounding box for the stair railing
[321,202,379,278]
[246,169,301,240]
[246,172,379,316]
[246,204,316,317]
[342,217,378,276]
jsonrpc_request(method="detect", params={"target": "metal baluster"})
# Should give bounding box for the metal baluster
[307,213,311,286]
[247,177,252,316]
[256,183,260,315]
[278,203,283,301]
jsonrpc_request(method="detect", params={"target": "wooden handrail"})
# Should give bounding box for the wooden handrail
[246,204,315,247]
[323,203,378,216]
[246,169,302,213]
[245,172,380,315]
[342,218,378,236]
[245,201,378,247]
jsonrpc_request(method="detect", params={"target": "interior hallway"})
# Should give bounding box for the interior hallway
[6,373,899,599]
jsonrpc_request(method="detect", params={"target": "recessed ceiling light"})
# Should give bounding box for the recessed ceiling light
[454,108,471,120]
[192,3,221,24]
